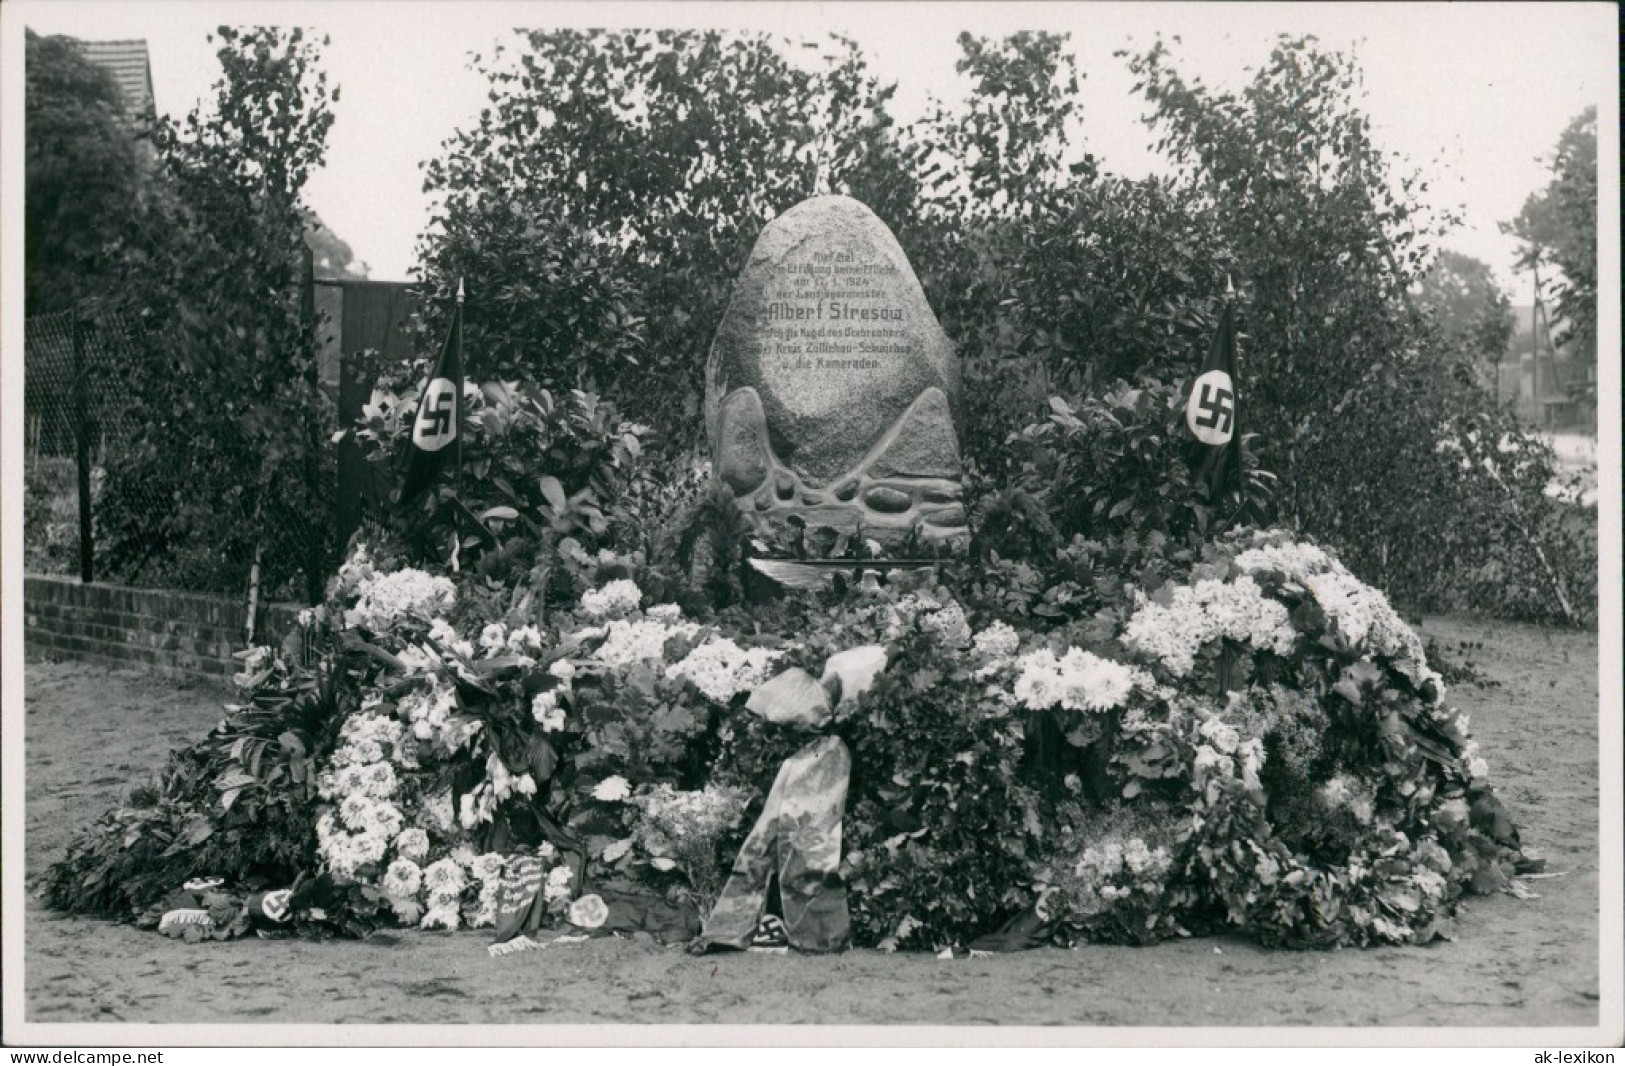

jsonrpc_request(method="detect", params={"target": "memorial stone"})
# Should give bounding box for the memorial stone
[705,195,967,544]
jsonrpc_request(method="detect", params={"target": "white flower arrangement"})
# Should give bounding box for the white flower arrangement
[592,775,631,802]
[1234,532,1434,691]
[919,601,973,648]
[381,857,423,900]
[507,624,545,653]
[427,618,476,660]
[1232,538,1334,583]
[392,827,430,863]
[664,637,781,704]
[343,567,457,632]
[591,617,701,667]
[531,689,567,732]
[1067,834,1174,918]
[1012,647,1150,712]
[882,592,972,647]
[578,578,643,620]
[418,903,461,931]
[972,621,1021,660]
[423,856,467,897]
[315,810,391,884]
[542,864,574,907]
[1122,575,1296,677]
[397,680,481,754]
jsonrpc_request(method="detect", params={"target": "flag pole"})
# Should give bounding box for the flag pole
[1219,276,1250,533]
[455,277,465,502]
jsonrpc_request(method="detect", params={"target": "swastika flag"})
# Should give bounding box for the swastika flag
[400,297,463,503]
[1183,302,1241,501]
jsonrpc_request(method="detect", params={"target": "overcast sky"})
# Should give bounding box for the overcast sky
[13,1,1615,297]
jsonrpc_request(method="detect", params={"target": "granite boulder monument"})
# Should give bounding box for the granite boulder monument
[705,195,967,545]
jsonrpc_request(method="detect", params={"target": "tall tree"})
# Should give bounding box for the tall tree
[418,30,915,448]
[98,27,340,598]
[23,30,152,317]
[1503,107,1596,371]
[1415,249,1515,364]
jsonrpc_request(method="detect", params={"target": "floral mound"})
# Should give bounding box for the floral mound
[44,530,1529,950]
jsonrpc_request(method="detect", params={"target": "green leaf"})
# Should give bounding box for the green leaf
[538,475,568,513]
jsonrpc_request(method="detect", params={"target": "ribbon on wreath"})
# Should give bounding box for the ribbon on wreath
[698,733,852,953]
[698,646,884,954]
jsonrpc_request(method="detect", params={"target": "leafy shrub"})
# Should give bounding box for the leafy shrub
[346,378,653,595]
[43,632,362,922]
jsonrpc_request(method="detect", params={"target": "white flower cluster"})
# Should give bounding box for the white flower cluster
[629,783,753,866]
[578,579,643,620]
[1301,568,1418,661]
[531,689,567,732]
[397,679,482,754]
[883,593,974,648]
[1231,538,1334,581]
[343,567,457,632]
[419,855,468,930]
[665,637,781,704]
[969,621,1022,682]
[973,621,1020,661]
[592,775,631,802]
[542,863,574,911]
[396,844,548,931]
[1123,576,1297,677]
[427,618,475,659]
[590,617,701,667]
[467,851,508,928]
[1012,647,1150,712]
[529,658,578,732]
[478,623,508,656]
[316,711,422,885]
[458,753,537,829]
[1069,835,1173,916]
[1233,533,1437,697]
[1318,772,1375,825]
[1190,711,1266,799]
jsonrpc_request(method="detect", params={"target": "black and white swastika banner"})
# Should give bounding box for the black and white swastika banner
[1186,369,1235,446]
[412,377,459,452]
[401,298,464,502]
[1183,301,1242,501]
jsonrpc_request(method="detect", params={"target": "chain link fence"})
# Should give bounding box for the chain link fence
[24,307,337,606]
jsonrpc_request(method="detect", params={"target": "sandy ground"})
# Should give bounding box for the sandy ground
[19,616,1603,1029]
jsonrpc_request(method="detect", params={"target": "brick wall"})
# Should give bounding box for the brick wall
[24,575,304,681]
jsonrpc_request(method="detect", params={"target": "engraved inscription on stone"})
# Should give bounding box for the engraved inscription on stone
[705,195,966,545]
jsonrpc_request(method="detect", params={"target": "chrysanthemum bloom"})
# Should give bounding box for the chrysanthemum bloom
[665,638,781,704]
[579,579,643,620]
[392,827,430,862]
[344,568,457,632]
[592,775,631,802]
[478,622,508,656]
[531,690,567,732]
[973,621,1020,660]
[423,857,467,897]
[381,858,423,899]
